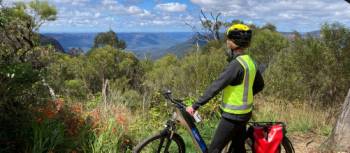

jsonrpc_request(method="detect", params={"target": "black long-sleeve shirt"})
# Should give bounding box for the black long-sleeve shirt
[192,53,264,121]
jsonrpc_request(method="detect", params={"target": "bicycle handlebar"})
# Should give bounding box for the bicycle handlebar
[162,89,187,109]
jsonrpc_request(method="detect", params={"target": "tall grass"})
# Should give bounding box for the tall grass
[129,96,336,152]
[253,96,335,136]
[31,119,65,153]
[26,99,134,153]
[90,119,124,153]
[26,95,337,153]
[87,103,133,153]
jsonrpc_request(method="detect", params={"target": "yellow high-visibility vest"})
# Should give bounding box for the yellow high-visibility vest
[221,55,256,114]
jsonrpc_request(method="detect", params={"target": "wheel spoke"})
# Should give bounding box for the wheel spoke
[157,137,165,152]
[163,137,172,153]
[134,132,185,153]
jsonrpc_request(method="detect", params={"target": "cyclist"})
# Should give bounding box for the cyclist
[186,23,264,153]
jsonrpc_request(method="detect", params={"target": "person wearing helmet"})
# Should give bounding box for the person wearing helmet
[186,23,264,153]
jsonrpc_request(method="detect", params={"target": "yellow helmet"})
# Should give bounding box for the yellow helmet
[226,23,252,48]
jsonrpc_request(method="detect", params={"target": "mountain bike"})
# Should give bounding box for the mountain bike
[133,90,295,153]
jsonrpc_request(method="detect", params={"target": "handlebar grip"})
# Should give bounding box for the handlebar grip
[162,89,172,96]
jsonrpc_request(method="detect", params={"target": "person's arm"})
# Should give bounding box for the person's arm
[192,61,242,110]
[253,69,264,95]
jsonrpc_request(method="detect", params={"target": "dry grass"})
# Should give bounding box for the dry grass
[252,96,340,153]
[253,96,336,136]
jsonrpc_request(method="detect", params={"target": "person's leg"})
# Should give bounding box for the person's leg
[208,117,237,153]
[229,121,248,153]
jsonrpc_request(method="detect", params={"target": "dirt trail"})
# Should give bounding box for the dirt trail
[289,133,328,153]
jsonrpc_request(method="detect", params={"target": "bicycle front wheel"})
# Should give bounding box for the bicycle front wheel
[245,136,295,153]
[133,132,186,153]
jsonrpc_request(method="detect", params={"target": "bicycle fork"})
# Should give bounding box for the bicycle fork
[157,120,177,152]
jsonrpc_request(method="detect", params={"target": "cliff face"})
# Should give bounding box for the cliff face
[39,34,65,53]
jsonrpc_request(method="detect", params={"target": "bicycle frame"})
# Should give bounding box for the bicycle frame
[162,90,236,153]
[170,107,208,153]
[162,91,285,153]
[137,91,293,153]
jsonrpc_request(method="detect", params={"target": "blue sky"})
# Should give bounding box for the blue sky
[5,0,350,33]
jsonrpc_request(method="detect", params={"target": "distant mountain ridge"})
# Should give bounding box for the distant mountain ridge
[39,34,65,52]
[43,32,193,58]
[280,30,320,38]
[42,30,321,59]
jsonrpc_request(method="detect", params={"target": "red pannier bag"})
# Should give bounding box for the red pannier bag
[253,123,284,153]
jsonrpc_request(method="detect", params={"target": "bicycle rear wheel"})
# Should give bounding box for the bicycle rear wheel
[245,136,295,153]
[133,132,185,153]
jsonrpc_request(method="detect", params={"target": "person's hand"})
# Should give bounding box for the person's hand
[186,106,195,116]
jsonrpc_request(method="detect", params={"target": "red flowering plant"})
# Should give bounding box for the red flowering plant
[86,104,134,152]
[31,99,95,152]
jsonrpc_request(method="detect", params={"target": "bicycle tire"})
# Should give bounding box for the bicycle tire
[133,132,186,153]
[245,136,295,153]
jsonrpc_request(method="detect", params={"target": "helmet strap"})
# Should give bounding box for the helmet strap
[232,47,244,54]
[225,49,234,62]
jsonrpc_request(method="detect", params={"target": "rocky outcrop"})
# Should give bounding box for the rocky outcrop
[39,34,65,53]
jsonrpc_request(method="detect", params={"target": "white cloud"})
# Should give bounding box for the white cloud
[101,0,118,6]
[155,2,187,12]
[53,0,89,5]
[190,0,216,5]
[94,12,101,18]
[138,10,152,17]
[4,0,89,5]
[7,0,349,32]
[101,0,152,17]
[190,0,350,31]
[127,6,143,14]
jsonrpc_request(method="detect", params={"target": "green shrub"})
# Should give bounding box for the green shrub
[64,79,88,99]
[31,119,65,153]
[90,119,125,153]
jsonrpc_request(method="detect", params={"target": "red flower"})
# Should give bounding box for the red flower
[44,109,56,119]
[36,117,43,123]
[115,114,126,125]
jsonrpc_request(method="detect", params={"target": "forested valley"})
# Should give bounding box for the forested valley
[1,1,350,152]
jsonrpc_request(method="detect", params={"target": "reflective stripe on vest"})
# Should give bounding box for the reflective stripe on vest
[221,55,256,114]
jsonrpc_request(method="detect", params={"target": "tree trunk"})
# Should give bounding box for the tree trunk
[102,78,109,109]
[321,89,350,152]
[42,78,56,100]
[196,40,199,52]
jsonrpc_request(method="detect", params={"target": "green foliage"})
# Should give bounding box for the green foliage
[64,79,88,99]
[0,0,57,60]
[143,42,227,117]
[106,76,144,109]
[45,46,142,103]
[90,119,125,153]
[253,97,333,135]
[264,23,350,105]
[2,5,350,151]
[0,63,40,101]
[249,28,289,65]
[31,119,65,153]
[29,0,57,22]
[86,94,102,109]
[321,23,350,100]
[88,46,120,80]
[87,46,141,91]
[45,53,88,98]
[145,43,226,97]
[201,40,225,52]
[0,2,59,152]
[261,23,277,32]
[93,30,126,49]
[225,19,244,27]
